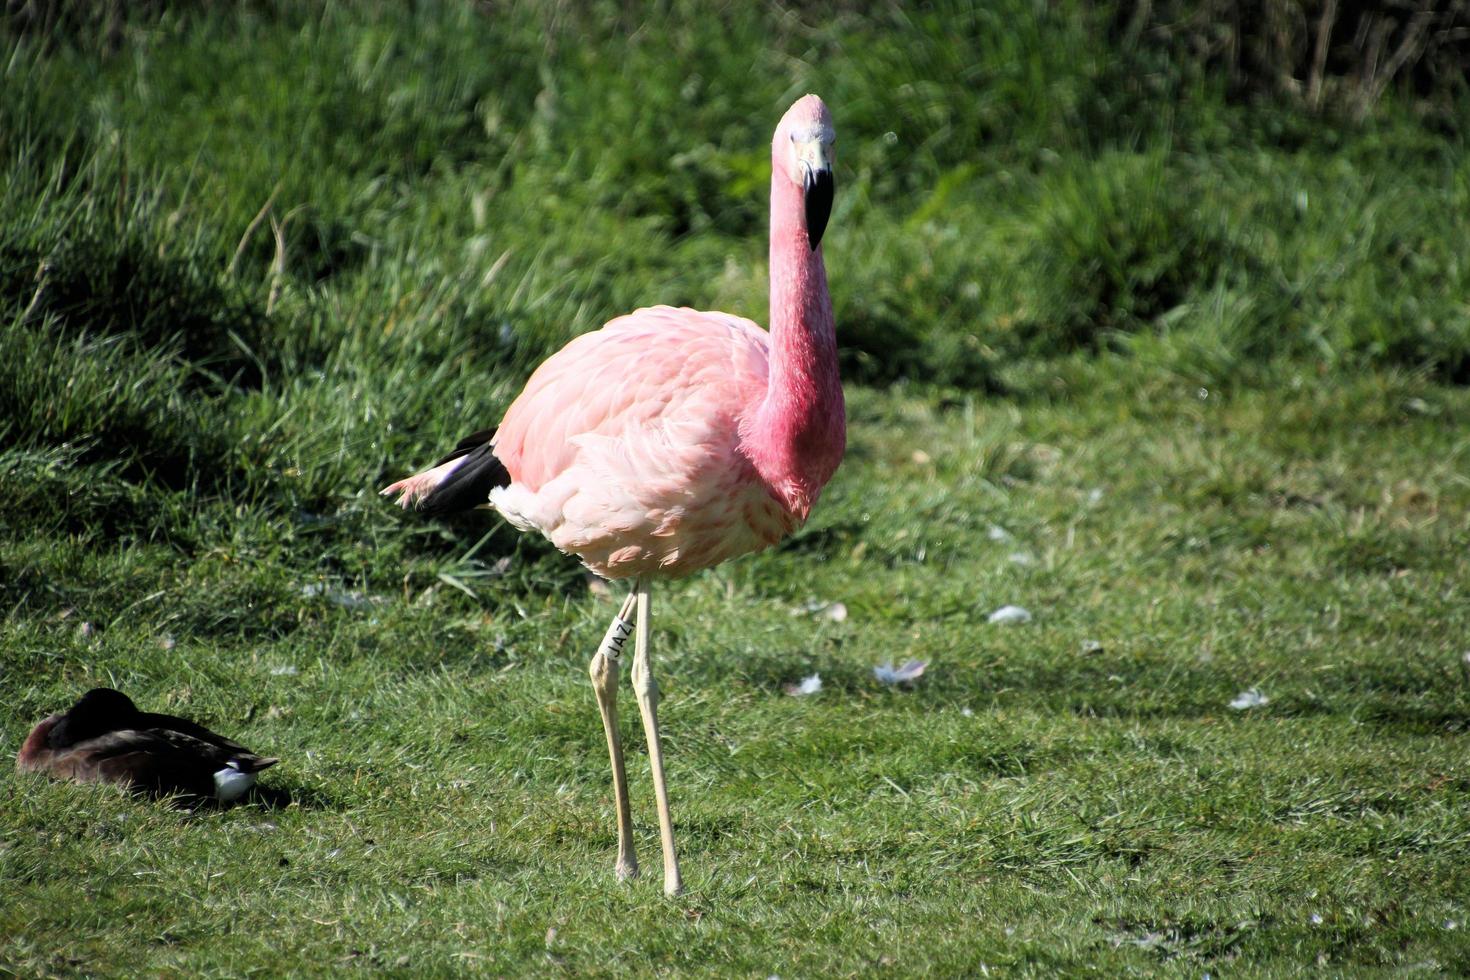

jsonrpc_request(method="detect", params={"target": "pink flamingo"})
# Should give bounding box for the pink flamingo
[383,94,842,895]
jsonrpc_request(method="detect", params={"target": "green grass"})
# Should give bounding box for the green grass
[4,1,1470,974]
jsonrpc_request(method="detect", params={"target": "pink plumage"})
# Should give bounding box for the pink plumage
[382,93,843,896]
[385,94,844,581]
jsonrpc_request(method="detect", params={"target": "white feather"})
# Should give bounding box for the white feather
[213,765,257,803]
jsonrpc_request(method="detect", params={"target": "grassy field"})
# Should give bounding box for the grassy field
[3,1,1470,974]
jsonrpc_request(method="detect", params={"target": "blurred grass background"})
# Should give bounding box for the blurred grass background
[2,1,1469,974]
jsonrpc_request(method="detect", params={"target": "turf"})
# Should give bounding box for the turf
[3,2,1469,975]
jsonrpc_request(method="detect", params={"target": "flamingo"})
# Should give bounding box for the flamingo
[383,94,843,895]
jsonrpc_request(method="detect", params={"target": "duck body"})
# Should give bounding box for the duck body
[17,688,277,804]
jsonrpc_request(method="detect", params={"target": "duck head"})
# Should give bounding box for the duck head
[48,688,139,749]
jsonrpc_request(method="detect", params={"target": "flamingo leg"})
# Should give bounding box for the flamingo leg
[589,589,639,881]
[629,576,684,896]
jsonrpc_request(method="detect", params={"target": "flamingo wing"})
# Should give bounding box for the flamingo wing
[487,306,783,577]
[493,306,771,491]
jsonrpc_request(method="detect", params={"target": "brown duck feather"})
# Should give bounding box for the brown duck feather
[17,689,277,802]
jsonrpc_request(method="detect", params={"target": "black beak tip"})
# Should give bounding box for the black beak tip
[804,167,834,251]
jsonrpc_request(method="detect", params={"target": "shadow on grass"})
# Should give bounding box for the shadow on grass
[149,781,347,812]
[719,649,1470,735]
[239,782,349,812]
[724,648,873,698]
[1094,912,1267,964]
[1358,705,1470,737]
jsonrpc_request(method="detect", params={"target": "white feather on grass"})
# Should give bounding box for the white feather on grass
[874,660,928,685]
[1229,688,1269,710]
[988,605,1032,624]
[791,600,848,622]
[785,673,823,697]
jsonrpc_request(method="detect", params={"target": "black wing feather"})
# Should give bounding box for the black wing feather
[418,429,511,517]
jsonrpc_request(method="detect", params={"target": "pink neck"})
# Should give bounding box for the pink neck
[744,167,846,517]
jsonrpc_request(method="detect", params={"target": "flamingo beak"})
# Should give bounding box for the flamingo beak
[799,141,834,251]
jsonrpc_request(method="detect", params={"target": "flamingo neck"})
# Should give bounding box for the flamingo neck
[745,168,845,519]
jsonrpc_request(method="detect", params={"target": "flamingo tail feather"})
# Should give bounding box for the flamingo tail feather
[382,429,510,516]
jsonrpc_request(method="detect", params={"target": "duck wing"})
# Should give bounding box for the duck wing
[135,711,278,772]
[47,724,276,799]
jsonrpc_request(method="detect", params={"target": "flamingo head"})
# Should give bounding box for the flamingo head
[775,94,835,251]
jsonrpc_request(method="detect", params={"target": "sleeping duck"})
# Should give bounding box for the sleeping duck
[17,688,278,804]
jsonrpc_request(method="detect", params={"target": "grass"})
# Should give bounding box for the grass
[3,1,1470,974]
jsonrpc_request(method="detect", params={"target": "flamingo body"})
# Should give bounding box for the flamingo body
[383,95,842,894]
[487,305,838,578]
